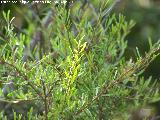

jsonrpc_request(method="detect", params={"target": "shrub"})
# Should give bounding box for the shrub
[0,1,160,119]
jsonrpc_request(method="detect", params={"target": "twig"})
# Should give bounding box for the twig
[0,59,44,100]
[72,42,160,117]
[41,79,49,120]
[86,0,104,30]
[102,0,121,24]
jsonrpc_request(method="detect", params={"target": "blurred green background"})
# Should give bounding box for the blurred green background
[116,0,160,79]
